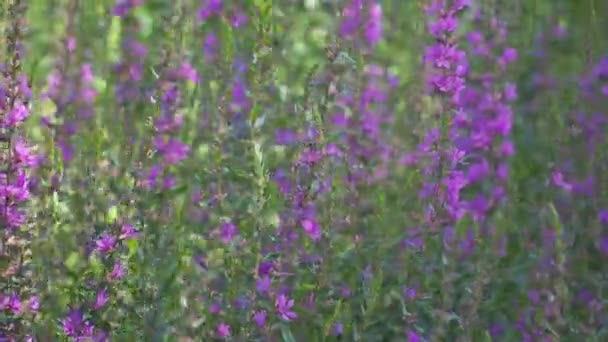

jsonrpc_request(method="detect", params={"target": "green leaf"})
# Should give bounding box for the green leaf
[300,283,316,291]
[0,254,11,273]
[65,252,81,271]
[92,77,107,93]
[455,213,473,240]
[280,324,297,342]
[89,255,104,277]
[107,205,119,223]
[133,7,154,38]
[323,300,343,337]
[127,239,139,258]
[107,17,122,63]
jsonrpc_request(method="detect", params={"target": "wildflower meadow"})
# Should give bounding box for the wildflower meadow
[1,0,608,340]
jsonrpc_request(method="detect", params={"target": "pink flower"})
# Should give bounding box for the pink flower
[551,170,572,191]
[3,102,29,127]
[108,260,127,280]
[365,3,383,47]
[256,275,271,294]
[253,310,267,328]
[275,294,297,321]
[3,293,22,313]
[301,218,321,241]
[29,295,40,312]
[119,224,141,240]
[219,222,238,244]
[407,330,420,342]
[154,137,190,165]
[94,288,109,310]
[216,322,231,338]
[95,232,117,254]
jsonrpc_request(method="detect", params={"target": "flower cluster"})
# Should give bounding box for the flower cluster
[423,0,469,98]
[340,0,384,49]
[0,78,37,229]
[0,0,42,338]
[453,17,518,226]
[144,63,195,190]
[61,223,140,340]
[412,0,470,233]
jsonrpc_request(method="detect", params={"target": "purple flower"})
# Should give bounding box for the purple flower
[162,175,177,189]
[599,210,608,225]
[301,218,322,241]
[467,159,490,184]
[407,330,420,342]
[275,294,297,321]
[340,0,363,39]
[428,15,458,37]
[198,0,223,21]
[256,275,272,294]
[108,260,127,280]
[155,137,190,165]
[403,233,425,251]
[489,323,505,338]
[332,322,344,336]
[62,309,94,339]
[253,310,267,328]
[3,102,29,127]
[94,330,109,342]
[230,10,248,28]
[500,140,515,157]
[257,261,273,276]
[95,232,117,254]
[406,287,417,300]
[194,255,207,270]
[29,295,40,312]
[551,170,572,191]
[145,164,163,190]
[454,0,471,11]
[275,129,298,145]
[234,296,250,310]
[230,78,250,112]
[599,236,608,256]
[273,168,293,195]
[365,3,383,47]
[5,293,21,313]
[340,286,352,298]
[209,302,222,314]
[112,0,144,17]
[528,290,540,304]
[503,82,518,101]
[94,288,109,310]
[332,112,350,127]
[219,222,238,244]
[4,205,26,228]
[203,33,218,63]
[17,74,31,98]
[119,224,141,240]
[500,47,518,65]
[216,322,231,338]
[299,148,323,165]
[13,138,40,168]
[324,143,341,156]
[177,62,199,82]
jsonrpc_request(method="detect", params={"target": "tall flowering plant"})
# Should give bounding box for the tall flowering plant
[0,0,40,338]
[415,0,470,232]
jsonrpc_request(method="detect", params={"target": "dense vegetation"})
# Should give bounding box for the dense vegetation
[1,0,608,340]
